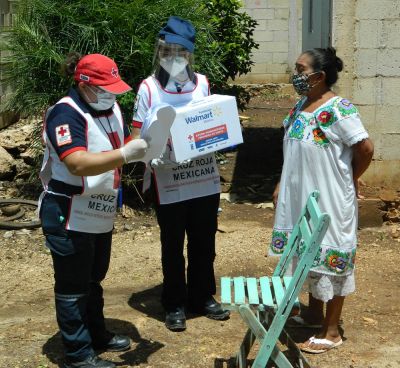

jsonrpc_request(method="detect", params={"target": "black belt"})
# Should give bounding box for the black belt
[48,179,82,196]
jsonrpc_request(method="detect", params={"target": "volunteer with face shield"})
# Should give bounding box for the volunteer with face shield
[39,53,148,368]
[156,40,194,91]
[132,16,230,331]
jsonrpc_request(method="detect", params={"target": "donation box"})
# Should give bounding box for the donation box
[170,94,243,162]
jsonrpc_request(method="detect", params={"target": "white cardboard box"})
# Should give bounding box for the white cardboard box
[170,94,243,162]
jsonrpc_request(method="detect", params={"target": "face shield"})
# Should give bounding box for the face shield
[153,39,194,89]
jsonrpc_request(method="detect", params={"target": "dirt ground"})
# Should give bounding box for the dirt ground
[1,95,400,368]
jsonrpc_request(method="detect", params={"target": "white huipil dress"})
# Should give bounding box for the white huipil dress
[270,96,369,301]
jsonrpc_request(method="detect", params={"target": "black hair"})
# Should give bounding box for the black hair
[155,66,170,88]
[304,47,343,87]
[60,52,82,78]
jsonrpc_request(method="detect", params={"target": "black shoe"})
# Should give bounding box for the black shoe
[64,354,115,368]
[93,333,131,352]
[165,306,186,331]
[188,297,230,320]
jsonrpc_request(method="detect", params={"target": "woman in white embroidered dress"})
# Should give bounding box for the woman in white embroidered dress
[271,47,374,353]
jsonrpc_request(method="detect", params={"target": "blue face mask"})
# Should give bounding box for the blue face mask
[291,72,320,95]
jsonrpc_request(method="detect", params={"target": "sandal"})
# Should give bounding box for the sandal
[299,336,343,354]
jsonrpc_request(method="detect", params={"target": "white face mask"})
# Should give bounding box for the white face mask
[160,56,189,81]
[88,89,116,111]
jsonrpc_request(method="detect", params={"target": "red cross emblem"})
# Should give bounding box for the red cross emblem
[188,134,193,141]
[58,126,67,136]
[56,124,72,146]
[111,67,118,78]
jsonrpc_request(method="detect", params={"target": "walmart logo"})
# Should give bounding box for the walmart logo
[185,109,213,124]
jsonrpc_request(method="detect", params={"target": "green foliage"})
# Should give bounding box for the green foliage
[0,0,258,195]
[204,0,258,80]
[203,0,258,110]
[0,0,258,118]
[0,0,225,120]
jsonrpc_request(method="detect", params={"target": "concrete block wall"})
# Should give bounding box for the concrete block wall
[333,0,400,187]
[239,0,302,83]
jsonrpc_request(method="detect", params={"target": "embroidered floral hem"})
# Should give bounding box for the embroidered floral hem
[270,228,356,276]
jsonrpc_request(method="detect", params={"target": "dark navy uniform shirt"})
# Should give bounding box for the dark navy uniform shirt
[44,87,131,195]
[46,88,131,161]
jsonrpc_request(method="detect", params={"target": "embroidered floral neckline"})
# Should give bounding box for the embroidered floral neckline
[300,95,339,115]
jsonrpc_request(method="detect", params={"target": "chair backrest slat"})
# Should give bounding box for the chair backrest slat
[307,194,322,229]
[272,225,300,277]
[299,216,311,243]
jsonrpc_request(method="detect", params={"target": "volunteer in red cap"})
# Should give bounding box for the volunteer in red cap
[39,52,147,368]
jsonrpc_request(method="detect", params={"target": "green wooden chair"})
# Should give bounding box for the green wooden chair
[220,191,330,368]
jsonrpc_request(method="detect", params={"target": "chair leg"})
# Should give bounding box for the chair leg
[239,306,295,368]
[269,346,294,368]
[239,305,268,342]
[238,306,274,367]
[236,327,256,368]
[236,310,268,368]
[252,340,293,368]
[279,328,311,368]
[261,311,309,368]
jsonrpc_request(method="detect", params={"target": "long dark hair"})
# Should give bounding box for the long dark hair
[304,47,343,87]
[60,52,82,78]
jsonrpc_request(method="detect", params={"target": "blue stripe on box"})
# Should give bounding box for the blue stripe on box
[195,132,229,149]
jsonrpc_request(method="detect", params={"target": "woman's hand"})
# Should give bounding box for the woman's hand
[352,138,374,199]
[272,182,280,209]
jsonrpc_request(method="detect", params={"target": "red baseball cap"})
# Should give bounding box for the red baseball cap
[74,54,132,94]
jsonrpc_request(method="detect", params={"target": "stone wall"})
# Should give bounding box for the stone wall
[0,0,19,130]
[238,0,302,83]
[333,0,400,187]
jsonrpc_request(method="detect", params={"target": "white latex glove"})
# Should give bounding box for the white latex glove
[119,139,148,163]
